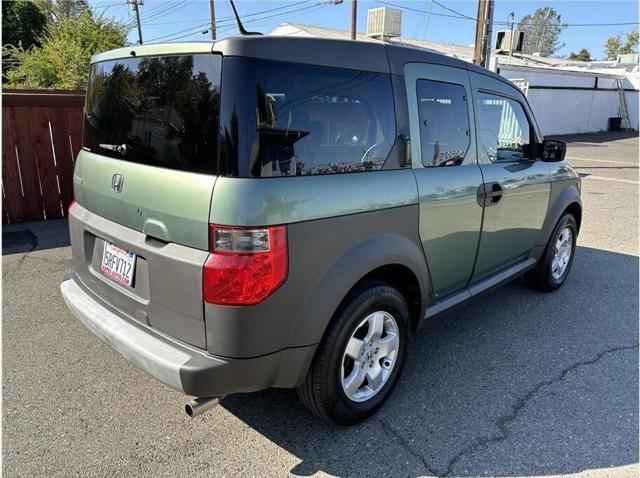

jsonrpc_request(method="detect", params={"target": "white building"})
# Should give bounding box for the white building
[270,21,639,136]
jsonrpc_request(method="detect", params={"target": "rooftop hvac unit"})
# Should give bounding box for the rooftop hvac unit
[495,30,524,53]
[617,53,639,65]
[366,7,402,39]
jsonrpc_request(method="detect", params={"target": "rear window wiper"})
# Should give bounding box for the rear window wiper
[99,143,129,156]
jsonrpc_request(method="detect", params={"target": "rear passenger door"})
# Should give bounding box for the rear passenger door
[468,72,551,281]
[405,63,484,300]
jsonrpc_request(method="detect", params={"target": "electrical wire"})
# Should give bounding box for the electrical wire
[170,3,330,42]
[141,1,187,19]
[140,1,191,23]
[148,1,330,43]
[375,0,639,27]
[142,1,312,26]
[431,0,475,20]
[146,23,211,42]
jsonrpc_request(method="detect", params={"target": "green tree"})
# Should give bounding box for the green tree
[4,11,129,90]
[604,30,639,59]
[2,0,49,49]
[517,7,567,57]
[604,36,622,60]
[37,0,91,21]
[568,48,592,62]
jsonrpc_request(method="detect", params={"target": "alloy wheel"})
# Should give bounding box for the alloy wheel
[340,311,400,403]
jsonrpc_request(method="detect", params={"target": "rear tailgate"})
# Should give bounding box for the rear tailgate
[69,202,210,348]
[73,150,215,250]
[70,51,221,348]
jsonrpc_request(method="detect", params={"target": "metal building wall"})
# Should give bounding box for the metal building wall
[498,65,639,135]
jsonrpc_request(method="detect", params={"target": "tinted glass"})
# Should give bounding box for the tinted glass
[416,79,470,167]
[84,54,221,174]
[476,93,531,162]
[219,58,396,177]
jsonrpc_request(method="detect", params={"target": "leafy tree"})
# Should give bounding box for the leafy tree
[604,36,623,60]
[627,30,640,53]
[517,7,566,57]
[568,48,592,62]
[604,30,639,59]
[2,0,49,49]
[4,11,128,89]
[37,0,92,22]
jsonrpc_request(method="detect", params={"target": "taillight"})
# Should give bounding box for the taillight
[67,199,77,216]
[203,225,288,305]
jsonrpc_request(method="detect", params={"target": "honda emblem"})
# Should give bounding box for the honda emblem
[111,174,124,193]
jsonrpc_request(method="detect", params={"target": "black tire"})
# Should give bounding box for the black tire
[296,282,410,425]
[525,213,577,292]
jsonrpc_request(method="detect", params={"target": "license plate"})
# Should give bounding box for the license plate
[101,241,136,287]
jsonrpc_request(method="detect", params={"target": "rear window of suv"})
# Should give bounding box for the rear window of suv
[83,54,221,174]
[218,58,396,177]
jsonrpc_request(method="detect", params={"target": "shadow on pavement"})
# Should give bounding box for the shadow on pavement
[222,246,639,477]
[548,131,639,146]
[2,219,70,255]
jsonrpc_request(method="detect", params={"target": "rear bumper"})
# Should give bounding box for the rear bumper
[60,275,315,397]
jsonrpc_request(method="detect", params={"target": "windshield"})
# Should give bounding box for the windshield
[83,54,221,174]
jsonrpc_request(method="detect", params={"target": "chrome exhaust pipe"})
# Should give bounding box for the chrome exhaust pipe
[185,396,221,418]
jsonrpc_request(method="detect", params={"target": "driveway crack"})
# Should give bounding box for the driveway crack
[4,227,39,279]
[442,343,639,477]
[375,417,442,476]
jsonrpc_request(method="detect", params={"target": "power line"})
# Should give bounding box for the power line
[167,3,329,42]
[375,1,639,27]
[141,1,187,18]
[140,1,191,22]
[120,1,193,31]
[230,0,313,20]
[236,3,329,30]
[376,1,477,21]
[139,0,177,16]
[146,22,210,42]
[148,0,329,43]
[431,0,474,20]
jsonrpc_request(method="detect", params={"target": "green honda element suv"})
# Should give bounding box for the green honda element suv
[60,36,581,424]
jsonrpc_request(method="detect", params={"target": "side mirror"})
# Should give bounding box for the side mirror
[541,139,566,162]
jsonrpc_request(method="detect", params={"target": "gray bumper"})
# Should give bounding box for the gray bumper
[60,276,314,396]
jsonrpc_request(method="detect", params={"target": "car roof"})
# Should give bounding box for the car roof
[91,35,512,87]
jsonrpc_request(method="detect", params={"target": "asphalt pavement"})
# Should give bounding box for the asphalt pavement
[2,131,638,477]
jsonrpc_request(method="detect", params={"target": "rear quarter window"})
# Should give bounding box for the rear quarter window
[219,58,396,177]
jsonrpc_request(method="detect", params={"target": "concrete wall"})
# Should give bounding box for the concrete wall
[498,65,639,136]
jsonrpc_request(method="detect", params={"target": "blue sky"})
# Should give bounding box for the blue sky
[91,1,639,59]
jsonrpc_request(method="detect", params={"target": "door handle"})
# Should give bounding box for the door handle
[477,182,503,207]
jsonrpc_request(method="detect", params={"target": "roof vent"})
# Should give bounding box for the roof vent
[366,7,402,39]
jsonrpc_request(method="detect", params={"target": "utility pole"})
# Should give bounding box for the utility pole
[351,0,357,40]
[473,0,494,68]
[508,12,515,57]
[125,0,144,45]
[473,0,487,65]
[209,0,216,40]
[483,0,494,68]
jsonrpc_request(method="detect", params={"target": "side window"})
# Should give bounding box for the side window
[416,79,470,167]
[220,58,396,177]
[476,93,531,162]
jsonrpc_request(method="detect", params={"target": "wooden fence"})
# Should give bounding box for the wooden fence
[2,90,85,223]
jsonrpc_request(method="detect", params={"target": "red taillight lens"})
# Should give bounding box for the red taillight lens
[203,225,288,305]
[67,199,77,216]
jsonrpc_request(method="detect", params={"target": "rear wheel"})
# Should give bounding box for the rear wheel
[297,282,409,425]
[526,213,577,292]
